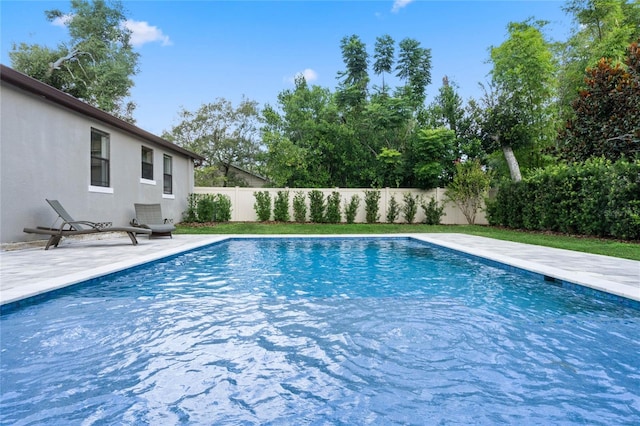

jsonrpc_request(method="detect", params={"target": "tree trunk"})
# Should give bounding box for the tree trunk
[502,145,522,182]
[222,163,230,187]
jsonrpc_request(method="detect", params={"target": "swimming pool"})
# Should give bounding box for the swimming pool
[1,237,639,424]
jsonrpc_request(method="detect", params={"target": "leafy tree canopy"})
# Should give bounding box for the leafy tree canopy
[263,34,444,188]
[9,0,139,121]
[483,19,558,181]
[558,39,640,162]
[373,34,395,94]
[409,128,457,189]
[558,0,640,118]
[395,38,432,111]
[163,98,263,187]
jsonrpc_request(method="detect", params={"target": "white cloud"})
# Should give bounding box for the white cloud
[286,68,318,84]
[122,20,172,47]
[392,0,414,13]
[51,14,73,27]
[299,68,318,82]
[50,15,171,48]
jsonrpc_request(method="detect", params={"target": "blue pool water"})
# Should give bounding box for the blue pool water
[1,238,639,425]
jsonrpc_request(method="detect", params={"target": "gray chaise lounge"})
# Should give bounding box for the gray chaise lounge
[23,199,151,250]
[132,203,176,238]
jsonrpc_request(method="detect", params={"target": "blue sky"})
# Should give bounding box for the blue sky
[1,1,574,135]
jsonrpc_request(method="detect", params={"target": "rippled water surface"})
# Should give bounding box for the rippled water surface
[1,238,639,425]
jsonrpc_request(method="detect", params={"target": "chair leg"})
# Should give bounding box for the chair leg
[126,232,139,245]
[45,235,61,250]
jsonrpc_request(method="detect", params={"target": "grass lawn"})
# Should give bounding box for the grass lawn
[176,223,640,261]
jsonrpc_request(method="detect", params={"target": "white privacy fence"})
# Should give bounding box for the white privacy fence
[193,187,488,225]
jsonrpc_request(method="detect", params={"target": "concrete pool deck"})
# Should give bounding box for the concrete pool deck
[1,233,638,307]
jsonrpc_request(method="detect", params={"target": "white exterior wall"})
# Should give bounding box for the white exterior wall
[0,82,195,244]
[193,187,488,225]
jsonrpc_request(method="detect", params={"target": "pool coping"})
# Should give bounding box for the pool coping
[1,234,638,308]
[411,235,640,307]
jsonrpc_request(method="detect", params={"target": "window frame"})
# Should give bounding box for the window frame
[90,128,110,188]
[163,154,173,195]
[141,146,154,182]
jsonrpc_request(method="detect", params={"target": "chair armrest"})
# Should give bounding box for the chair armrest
[63,220,112,230]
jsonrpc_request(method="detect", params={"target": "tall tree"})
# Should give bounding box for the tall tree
[365,93,414,153]
[262,76,352,187]
[425,76,464,134]
[164,98,262,186]
[477,84,528,181]
[486,20,557,181]
[558,0,640,118]
[425,77,484,161]
[9,0,139,121]
[373,34,395,94]
[366,94,415,186]
[408,128,457,189]
[558,39,640,162]
[336,35,370,112]
[395,38,432,111]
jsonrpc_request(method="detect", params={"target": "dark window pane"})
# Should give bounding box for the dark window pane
[163,174,172,194]
[91,158,109,187]
[163,155,172,194]
[90,129,110,187]
[142,162,153,180]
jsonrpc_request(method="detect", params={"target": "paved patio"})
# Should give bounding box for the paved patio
[1,233,638,306]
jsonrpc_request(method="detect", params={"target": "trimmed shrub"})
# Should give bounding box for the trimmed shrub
[273,190,290,222]
[196,194,215,222]
[344,194,360,224]
[364,190,381,223]
[421,197,445,225]
[211,194,232,222]
[253,191,272,222]
[309,190,326,223]
[183,193,199,222]
[325,191,342,223]
[292,191,307,223]
[386,195,400,223]
[402,192,419,224]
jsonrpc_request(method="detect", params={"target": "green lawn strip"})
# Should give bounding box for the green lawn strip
[175,223,640,261]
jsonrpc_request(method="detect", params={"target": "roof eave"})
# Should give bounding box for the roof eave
[0,64,205,162]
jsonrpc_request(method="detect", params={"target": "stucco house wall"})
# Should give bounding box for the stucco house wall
[0,65,202,244]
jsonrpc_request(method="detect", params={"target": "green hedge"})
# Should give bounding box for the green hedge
[486,159,640,240]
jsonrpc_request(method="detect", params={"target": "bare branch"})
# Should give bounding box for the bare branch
[48,49,78,75]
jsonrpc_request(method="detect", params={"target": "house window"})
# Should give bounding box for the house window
[163,154,173,194]
[141,146,154,180]
[90,129,110,187]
